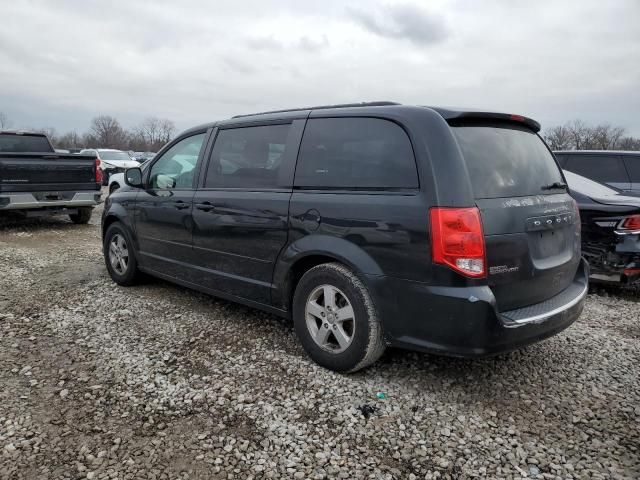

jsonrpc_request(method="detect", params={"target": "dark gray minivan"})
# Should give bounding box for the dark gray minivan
[102,102,588,372]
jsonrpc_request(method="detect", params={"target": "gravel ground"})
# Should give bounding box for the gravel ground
[0,201,639,479]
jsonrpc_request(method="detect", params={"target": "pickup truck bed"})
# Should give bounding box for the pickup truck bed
[0,152,101,212]
[0,131,102,222]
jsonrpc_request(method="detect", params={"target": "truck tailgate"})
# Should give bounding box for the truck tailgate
[0,153,99,192]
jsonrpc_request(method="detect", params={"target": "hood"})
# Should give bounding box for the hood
[101,160,139,169]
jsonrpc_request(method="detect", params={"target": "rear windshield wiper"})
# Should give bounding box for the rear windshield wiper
[541,181,568,191]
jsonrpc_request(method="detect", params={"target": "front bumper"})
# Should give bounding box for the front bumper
[587,234,640,284]
[368,258,589,357]
[0,191,102,211]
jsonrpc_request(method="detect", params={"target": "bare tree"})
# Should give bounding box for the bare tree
[619,136,640,151]
[544,120,638,151]
[90,115,128,148]
[566,120,592,150]
[0,111,10,129]
[543,125,572,150]
[136,117,160,145]
[56,131,83,149]
[135,117,176,151]
[82,132,98,148]
[591,124,625,150]
[158,119,175,145]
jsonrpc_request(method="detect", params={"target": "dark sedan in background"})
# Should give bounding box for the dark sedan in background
[556,150,640,195]
[565,170,640,285]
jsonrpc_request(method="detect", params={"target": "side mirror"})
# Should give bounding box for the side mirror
[125,167,143,188]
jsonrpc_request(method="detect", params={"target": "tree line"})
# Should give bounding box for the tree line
[2,110,640,153]
[0,113,176,153]
[543,120,640,151]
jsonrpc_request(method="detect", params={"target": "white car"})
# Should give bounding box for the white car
[108,157,155,194]
[108,171,126,194]
[80,149,139,186]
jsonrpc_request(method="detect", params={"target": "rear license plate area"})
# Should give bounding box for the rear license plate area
[532,229,567,257]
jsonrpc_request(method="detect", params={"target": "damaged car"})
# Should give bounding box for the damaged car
[564,170,640,285]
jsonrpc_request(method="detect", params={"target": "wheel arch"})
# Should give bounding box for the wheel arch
[102,214,120,238]
[273,234,384,313]
[102,211,141,264]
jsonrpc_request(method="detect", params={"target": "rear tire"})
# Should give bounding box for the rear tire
[292,262,385,372]
[109,182,120,195]
[69,207,92,224]
[103,222,139,286]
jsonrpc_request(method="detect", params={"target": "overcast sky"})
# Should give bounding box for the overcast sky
[1,0,639,136]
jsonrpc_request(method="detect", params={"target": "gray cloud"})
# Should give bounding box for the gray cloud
[298,35,330,52]
[245,36,285,51]
[347,4,449,45]
[0,0,638,137]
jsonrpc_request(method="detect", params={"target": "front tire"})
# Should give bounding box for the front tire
[69,207,93,224]
[109,182,120,195]
[293,263,385,372]
[103,222,139,286]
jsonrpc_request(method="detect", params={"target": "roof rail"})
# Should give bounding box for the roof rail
[232,101,401,119]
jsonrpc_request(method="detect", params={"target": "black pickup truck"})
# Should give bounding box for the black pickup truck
[0,131,102,223]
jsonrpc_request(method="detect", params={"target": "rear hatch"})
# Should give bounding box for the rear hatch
[452,121,581,311]
[0,153,99,192]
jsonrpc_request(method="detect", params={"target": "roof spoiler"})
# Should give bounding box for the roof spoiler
[434,109,541,132]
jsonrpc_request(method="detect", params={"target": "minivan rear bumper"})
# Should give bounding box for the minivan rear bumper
[370,258,589,357]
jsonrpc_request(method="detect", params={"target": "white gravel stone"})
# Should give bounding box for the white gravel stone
[0,200,638,479]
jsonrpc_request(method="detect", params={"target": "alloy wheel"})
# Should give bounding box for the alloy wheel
[305,285,355,353]
[109,233,129,275]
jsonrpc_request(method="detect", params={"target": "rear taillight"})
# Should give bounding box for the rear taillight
[620,214,640,231]
[95,158,103,184]
[572,199,581,228]
[430,207,486,278]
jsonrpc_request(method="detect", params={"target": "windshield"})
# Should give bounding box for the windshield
[452,124,563,199]
[563,170,621,198]
[99,150,131,161]
[0,134,53,153]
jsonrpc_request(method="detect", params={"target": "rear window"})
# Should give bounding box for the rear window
[0,134,53,153]
[554,154,569,167]
[99,150,131,161]
[452,125,563,199]
[294,117,418,189]
[564,154,628,184]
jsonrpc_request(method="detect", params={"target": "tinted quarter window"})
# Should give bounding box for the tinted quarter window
[452,125,563,199]
[623,157,640,182]
[205,124,290,189]
[564,155,628,184]
[294,118,418,189]
[149,133,205,189]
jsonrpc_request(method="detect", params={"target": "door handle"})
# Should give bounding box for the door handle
[195,202,215,212]
[174,201,190,210]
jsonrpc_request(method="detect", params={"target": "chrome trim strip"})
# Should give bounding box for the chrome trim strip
[506,280,588,326]
[0,192,100,210]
